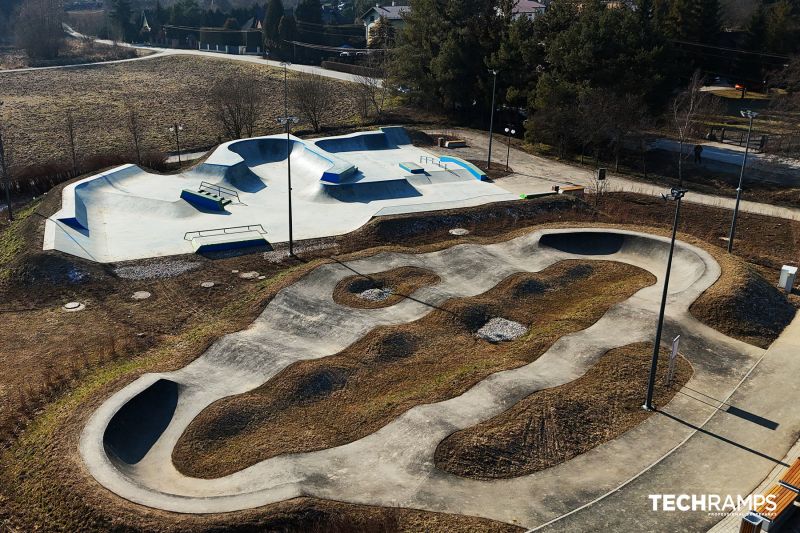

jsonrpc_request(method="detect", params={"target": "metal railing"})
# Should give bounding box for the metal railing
[184,224,267,241]
[419,155,451,171]
[199,181,241,203]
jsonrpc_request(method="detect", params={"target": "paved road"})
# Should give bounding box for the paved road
[429,129,800,221]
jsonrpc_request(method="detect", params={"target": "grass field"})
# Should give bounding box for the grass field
[0,54,360,172]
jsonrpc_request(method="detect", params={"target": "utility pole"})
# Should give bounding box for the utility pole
[487,69,498,170]
[727,110,758,253]
[643,187,687,411]
[278,62,299,257]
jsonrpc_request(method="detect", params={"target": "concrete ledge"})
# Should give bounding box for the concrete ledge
[439,156,488,181]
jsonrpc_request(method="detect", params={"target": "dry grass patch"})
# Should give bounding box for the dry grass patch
[332,266,440,308]
[172,260,655,479]
[0,55,359,170]
[435,342,691,479]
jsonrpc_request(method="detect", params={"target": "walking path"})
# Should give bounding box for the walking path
[1,31,369,83]
[428,129,800,221]
[81,228,772,530]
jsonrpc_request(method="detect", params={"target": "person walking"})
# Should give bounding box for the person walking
[694,144,703,164]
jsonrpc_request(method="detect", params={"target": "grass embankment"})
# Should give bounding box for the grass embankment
[435,342,691,479]
[172,260,654,479]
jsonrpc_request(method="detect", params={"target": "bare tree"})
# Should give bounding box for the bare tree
[0,101,14,221]
[670,71,719,186]
[65,108,79,175]
[210,75,263,140]
[290,71,337,133]
[126,104,144,165]
[15,0,65,60]
[354,53,391,121]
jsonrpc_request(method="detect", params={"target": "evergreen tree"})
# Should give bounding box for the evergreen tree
[295,0,321,24]
[263,0,283,50]
[109,0,132,41]
[278,15,296,60]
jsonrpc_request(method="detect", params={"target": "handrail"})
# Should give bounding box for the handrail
[184,224,267,241]
[199,181,241,202]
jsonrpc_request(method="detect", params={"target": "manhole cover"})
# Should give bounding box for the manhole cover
[449,228,470,236]
[239,271,260,279]
[63,301,85,312]
[131,291,152,300]
[200,281,215,288]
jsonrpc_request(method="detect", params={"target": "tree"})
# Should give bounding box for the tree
[109,0,133,42]
[290,71,337,133]
[15,0,64,60]
[126,105,144,165]
[368,16,395,48]
[210,75,263,140]
[263,0,284,50]
[765,0,799,53]
[670,70,717,186]
[354,53,391,119]
[295,0,321,24]
[278,15,296,60]
[0,101,14,221]
[65,108,79,175]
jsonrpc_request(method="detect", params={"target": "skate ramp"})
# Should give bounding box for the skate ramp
[313,127,411,153]
[103,378,179,465]
[540,230,707,293]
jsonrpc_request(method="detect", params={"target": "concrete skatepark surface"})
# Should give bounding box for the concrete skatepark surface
[79,228,771,528]
[44,127,516,262]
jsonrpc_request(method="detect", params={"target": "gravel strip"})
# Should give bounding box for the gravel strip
[476,318,528,343]
[359,288,394,302]
[114,260,201,280]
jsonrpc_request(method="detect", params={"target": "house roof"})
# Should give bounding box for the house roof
[513,0,546,13]
[360,5,410,21]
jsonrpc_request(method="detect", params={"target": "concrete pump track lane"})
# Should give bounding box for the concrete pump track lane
[79,227,782,529]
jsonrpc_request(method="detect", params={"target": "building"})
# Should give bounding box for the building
[511,0,546,20]
[360,3,409,45]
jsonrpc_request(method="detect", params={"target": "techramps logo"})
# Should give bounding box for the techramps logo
[648,493,777,517]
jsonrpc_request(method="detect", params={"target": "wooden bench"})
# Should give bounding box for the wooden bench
[741,458,800,532]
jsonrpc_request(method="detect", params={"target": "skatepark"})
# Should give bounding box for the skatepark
[43,127,517,262]
[77,227,798,530]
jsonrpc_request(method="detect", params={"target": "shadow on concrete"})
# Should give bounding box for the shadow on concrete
[658,410,788,467]
[540,232,625,256]
[103,379,179,465]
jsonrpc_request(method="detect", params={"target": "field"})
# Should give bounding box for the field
[0,54,360,173]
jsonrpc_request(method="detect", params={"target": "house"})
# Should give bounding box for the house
[360,3,409,45]
[511,0,546,20]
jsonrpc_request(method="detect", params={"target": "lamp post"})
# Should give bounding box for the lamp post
[487,69,498,170]
[643,187,687,411]
[169,123,184,168]
[278,61,299,257]
[727,109,758,253]
[504,126,516,171]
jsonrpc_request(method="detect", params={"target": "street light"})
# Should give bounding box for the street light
[504,126,516,171]
[643,187,687,411]
[278,61,299,257]
[487,69,499,170]
[168,123,184,168]
[727,109,758,253]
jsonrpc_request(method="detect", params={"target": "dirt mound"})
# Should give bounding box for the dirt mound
[366,331,419,361]
[333,266,440,309]
[291,367,351,404]
[434,343,691,479]
[691,258,797,348]
[10,252,94,286]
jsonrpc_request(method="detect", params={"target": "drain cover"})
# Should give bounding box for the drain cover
[449,228,470,236]
[131,291,151,300]
[200,281,215,288]
[63,302,85,312]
